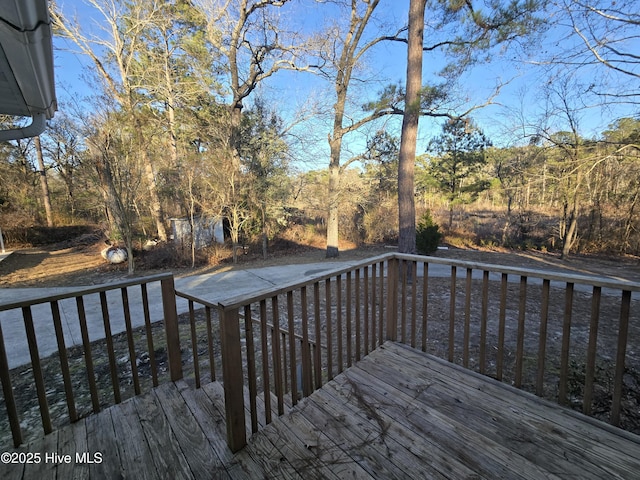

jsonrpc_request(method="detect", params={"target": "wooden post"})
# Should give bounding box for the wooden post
[161,277,182,382]
[386,257,398,341]
[219,305,247,452]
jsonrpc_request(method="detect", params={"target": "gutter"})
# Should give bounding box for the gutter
[0,112,46,141]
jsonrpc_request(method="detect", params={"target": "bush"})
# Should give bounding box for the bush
[416,210,442,254]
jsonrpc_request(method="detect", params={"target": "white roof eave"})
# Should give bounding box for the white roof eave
[0,0,57,140]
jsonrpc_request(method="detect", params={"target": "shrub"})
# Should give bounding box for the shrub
[416,210,443,254]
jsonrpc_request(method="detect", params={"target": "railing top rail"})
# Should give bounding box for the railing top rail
[218,251,640,311]
[394,252,640,292]
[175,289,218,309]
[218,253,393,310]
[0,272,175,311]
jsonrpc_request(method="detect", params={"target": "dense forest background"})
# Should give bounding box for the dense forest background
[0,0,638,271]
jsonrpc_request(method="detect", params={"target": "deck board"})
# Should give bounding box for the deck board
[2,341,639,479]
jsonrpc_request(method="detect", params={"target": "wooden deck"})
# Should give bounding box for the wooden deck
[2,341,639,479]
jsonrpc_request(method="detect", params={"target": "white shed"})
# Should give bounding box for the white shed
[170,216,224,249]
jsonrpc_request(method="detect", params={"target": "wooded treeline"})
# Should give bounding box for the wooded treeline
[0,0,638,270]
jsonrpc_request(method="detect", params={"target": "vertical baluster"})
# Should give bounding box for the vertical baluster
[411,261,417,349]
[558,282,574,404]
[337,275,343,373]
[271,296,284,415]
[497,273,508,381]
[463,268,472,368]
[282,331,289,394]
[141,284,159,386]
[448,266,457,363]
[301,287,312,397]
[76,297,100,412]
[355,269,361,362]
[400,259,407,343]
[346,271,352,367]
[22,306,52,433]
[259,299,271,424]
[51,300,77,421]
[479,271,489,375]
[378,260,384,346]
[244,305,258,433]
[363,266,370,356]
[514,276,528,388]
[371,263,377,350]
[206,306,215,382]
[0,320,21,446]
[187,299,200,389]
[314,282,322,389]
[611,290,631,426]
[100,291,121,403]
[583,286,601,415]
[287,290,298,405]
[421,262,429,353]
[536,279,551,396]
[386,257,399,342]
[121,288,141,394]
[325,278,333,381]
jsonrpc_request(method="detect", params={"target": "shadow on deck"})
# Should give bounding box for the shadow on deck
[2,342,639,479]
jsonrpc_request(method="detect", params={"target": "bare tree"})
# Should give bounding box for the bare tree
[551,0,640,105]
[34,136,54,227]
[312,0,405,257]
[51,0,169,241]
[196,0,307,260]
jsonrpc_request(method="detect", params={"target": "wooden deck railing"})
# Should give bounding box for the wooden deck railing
[0,274,182,448]
[217,255,392,451]
[1,253,638,454]
[218,252,640,451]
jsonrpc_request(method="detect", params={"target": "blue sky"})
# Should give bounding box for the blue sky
[51,0,640,168]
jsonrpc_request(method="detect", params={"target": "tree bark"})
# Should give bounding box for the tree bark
[34,136,54,227]
[397,0,426,254]
[326,136,342,258]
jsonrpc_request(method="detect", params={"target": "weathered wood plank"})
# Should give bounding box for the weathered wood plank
[85,407,123,479]
[22,431,57,480]
[273,399,375,480]
[5,339,640,480]
[111,398,157,480]
[383,342,640,477]
[133,390,195,480]
[152,382,223,479]
[56,420,88,480]
[308,387,452,479]
[240,427,299,480]
[200,382,269,479]
[358,353,586,479]
[245,406,343,480]
[187,381,235,464]
[336,359,555,480]
[0,444,28,480]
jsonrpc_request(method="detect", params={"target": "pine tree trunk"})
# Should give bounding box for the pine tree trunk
[397,0,426,254]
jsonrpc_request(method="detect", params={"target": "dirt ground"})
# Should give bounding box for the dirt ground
[2,235,640,288]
